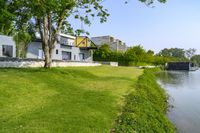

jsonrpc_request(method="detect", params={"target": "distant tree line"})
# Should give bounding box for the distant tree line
[93,44,200,66]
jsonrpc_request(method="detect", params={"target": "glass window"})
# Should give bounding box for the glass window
[2,45,13,57]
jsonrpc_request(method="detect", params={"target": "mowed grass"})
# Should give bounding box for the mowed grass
[0,66,142,133]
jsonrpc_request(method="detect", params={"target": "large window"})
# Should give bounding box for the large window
[2,45,13,57]
[62,51,71,60]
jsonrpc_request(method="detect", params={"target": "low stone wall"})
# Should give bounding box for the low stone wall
[0,60,101,68]
[110,62,118,67]
[96,61,118,67]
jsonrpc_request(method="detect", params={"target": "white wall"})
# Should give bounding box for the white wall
[0,61,102,68]
[27,42,93,62]
[0,35,16,57]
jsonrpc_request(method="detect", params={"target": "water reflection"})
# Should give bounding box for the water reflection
[157,70,200,133]
[157,71,189,86]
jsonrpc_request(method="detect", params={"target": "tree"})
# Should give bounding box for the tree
[147,50,154,55]
[6,0,111,68]
[191,55,200,66]
[125,45,146,64]
[170,48,186,59]
[0,0,16,35]
[138,0,166,5]
[158,48,172,57]
[93,44,111,61]
[158,48,187,61]
[186,48,196,60]
[14,31,32,58]
[4,0,166,68]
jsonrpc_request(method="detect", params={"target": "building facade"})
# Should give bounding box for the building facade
[0,35,16,58]
[91,35,127,52]
[26,34,95,62]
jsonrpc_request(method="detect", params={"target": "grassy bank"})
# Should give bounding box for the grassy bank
[114,68,176,133]
[0,66,142,133]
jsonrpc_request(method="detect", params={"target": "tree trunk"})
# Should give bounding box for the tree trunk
[43,45,52,68]
[42,31,52,68]
[44,50,52,68]
[38,11,65,68]
[42,15,53,68]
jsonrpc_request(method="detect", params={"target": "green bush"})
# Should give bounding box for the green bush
[114,68,176,133]
[93,45,179,66]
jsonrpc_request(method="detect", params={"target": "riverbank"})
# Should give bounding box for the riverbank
[0,66,142,132]
[114,68,176,133]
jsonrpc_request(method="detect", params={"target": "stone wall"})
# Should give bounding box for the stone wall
[0,60,102,68]
[96,61,118,67]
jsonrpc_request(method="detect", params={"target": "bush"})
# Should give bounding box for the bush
[114,68,176,133]
[93,44,182,66]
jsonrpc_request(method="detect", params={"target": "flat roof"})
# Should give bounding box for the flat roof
[60,33,76,39]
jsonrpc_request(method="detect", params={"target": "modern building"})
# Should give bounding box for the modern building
[0,35,16,58]
[91,35,127,52]
[26,33,96,62]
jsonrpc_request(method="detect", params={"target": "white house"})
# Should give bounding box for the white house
[26,33,94,62]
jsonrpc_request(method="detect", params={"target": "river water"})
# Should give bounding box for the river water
[156,70,200,133]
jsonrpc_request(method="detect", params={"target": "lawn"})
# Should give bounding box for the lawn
[0,66,142,133]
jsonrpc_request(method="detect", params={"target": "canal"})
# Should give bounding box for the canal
[157,70,200,133]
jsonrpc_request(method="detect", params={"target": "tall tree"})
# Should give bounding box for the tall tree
[9,0,110,67]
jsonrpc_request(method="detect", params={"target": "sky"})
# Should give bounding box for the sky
[70,0,200,54]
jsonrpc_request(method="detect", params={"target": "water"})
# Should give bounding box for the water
[156,70,200,133]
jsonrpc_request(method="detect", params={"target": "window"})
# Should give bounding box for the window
[74,55,76,60]
[62,51,71,60]
[2,45,13,57]
[38,49,44,59]
[79,53,85,61]
[56,49,59,54]
[3,47,5,53]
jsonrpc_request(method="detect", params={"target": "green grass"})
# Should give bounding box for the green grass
[114,68,176,133]
[0,66,142,133]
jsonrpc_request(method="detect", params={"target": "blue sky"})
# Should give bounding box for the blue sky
[71,0,200,53]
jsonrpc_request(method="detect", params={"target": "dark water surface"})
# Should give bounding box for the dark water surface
[157,70,200,133]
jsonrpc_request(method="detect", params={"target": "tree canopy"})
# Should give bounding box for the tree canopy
[158,48,188,61]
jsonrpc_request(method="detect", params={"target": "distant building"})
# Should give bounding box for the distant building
[91,35,127,52]
[26,33,96,62]
[166,62,198,71]
[0,35,16,58]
